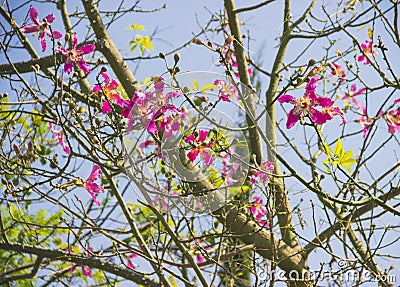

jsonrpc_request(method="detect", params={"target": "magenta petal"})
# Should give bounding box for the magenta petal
[196,254,205,264]
[121,107,132,119]
[40,38,46,52]
[185,134,195,143]
[100,72,110,84]
[102,101,112,114]
[45,13,56,23]
[54,46,68,56]
[317,97,334,108]
[70,265,77,276]
[187,149,199,162]
[87,165,102,182]
[29,6,39,24]
[127,260,136,269]
[357,55,365,62]
[93,85,101,92]
[52,30,63,39]
[200,150,213,167]
[64,61,73,74]
[82,266,92,278]
[286,108,301,129]
[77,44,96,55]
[21,24,39,34]
[146,121,158,134]
[310,109,327,125]
[109,79,119,90]
[77,58,91,73]
[139,140,154,148]
[197,130,208,142]
[278,94,297,104]
[62,143,71,155]
[72,33,78,49]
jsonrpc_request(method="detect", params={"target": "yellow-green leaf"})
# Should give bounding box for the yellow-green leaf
[334,138,344,159]
[323,143,332,157]
[192,80,199,91]
[368,27,373,39]
[126,24,144,31]
[200,83,217,93]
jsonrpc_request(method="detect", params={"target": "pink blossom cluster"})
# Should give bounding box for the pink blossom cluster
[329,62,346,82]
[249,196,269,226]
[122,78,186,135]
[191,239,211,264]
[83,164,104,206]
[278,76,344,129]
[69,247,93,278]
[21,6,95,74]
[49,122,71,155]
[358,39,376,65]
[342,84,399,137]
[214,79,239,102]
[221,149,240,186]
[221,39,253,78]
[185,130,213,167]
[385,99,400,134]
[21,7,62,52]
[126,253,138,269]
[249,160,274,184]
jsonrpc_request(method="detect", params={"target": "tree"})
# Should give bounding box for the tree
[0,0,399,286]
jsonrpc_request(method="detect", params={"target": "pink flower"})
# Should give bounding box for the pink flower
[329,62,346,82]
[185,130,213,167]
[213,79,238,102]
[55,33,96,74]
[49,122,71,155]
[357,105,374,138]
[385,100,400,134]
[21,6,62,52]
[70,247,93,278]
[191,239,211,264]
[120,77,187,135]
[126,253,138,269]
[322,105,345,125]
[93,73,122,114]
[357,40,376,65]
[342,84,365,108]
[249,196,269,226]
[221,149,240,186]
[83,165,104,206]
[249,160,274,184]
[278,76,334,128]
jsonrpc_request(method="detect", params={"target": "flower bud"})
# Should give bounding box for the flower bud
[27,141,35,158]
[308,58,316,67]
[192,37,204,45]
[64,32,70,42]
[224,35,234,47]
[159,52,166,59]
[173,53,180,64]
[13,144,23,159]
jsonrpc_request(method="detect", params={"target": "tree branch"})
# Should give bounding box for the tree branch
[0,242,161,287]
[81,0,141,96]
